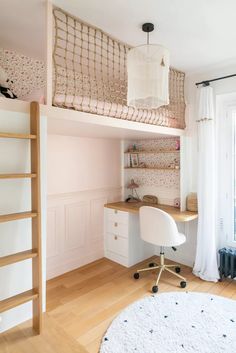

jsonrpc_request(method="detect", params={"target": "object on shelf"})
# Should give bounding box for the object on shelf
[186,193,198,212]
[128,144,139,152]
[174,158,180,169]
[142,195,158,204]
[138,162,146,168]
[130,153,139,167]
[175,139,180,150]
[174,198,180,208]
[126,179,140,202]
[168,158,180,169]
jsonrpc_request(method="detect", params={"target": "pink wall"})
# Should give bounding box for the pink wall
[46,134,122,278]
[47,135,121,195]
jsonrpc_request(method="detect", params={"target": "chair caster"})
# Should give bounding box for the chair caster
[152,285,158,293]
[180,281,187,288]
[149,262,157,267]
[175,267,181,273]
[133,272,140,280]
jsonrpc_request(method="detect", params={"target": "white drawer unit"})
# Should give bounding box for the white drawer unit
[104,207,154,267]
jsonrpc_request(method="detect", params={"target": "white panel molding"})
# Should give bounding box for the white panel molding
[46,187,121,279]
[47,186,122,202]
[65,201,87,251]
[90,197,107,242]
[47,207,60,258]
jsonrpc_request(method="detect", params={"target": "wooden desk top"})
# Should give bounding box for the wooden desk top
[104,201,198,223]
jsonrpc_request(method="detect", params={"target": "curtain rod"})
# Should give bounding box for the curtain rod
[195,74,236,86]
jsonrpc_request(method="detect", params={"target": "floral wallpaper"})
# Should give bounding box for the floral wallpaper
[0,48,46,98]
[124,138,180,189]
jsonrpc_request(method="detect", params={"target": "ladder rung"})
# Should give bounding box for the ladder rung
[0,173,37,179]
[0,132,37,139]
[0,249,38,267]
[0,289,39,313]
[0,211,37,223]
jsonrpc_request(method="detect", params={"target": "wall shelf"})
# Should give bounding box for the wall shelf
[124,150,180,154]
[124,167,180,171]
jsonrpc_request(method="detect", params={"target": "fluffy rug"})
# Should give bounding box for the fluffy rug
[100,292,236,353]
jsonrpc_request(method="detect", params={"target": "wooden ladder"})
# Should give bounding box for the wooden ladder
[0,102,42,334]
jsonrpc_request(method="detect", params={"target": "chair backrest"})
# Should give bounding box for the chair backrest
[139,206,180,247]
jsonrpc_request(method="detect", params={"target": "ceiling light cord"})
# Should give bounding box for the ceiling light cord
[142,23,154,45]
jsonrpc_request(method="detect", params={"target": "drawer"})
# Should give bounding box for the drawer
[107,220,128,238]
[106,208,129,225]
[107,233,128,257]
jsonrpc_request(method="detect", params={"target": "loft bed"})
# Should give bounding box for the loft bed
[0,3,186,139]
[50,7,186,131]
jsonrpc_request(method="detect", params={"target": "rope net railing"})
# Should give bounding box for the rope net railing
[53,8,186,129]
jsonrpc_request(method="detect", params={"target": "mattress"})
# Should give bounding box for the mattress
[53,93,185,129]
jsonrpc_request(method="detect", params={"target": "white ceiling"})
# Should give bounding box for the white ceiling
[0,0,46,61]
[1,0,236,73]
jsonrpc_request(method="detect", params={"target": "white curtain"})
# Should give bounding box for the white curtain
[193,86,219,282]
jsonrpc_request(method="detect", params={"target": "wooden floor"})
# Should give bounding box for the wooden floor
[1,256,236,353]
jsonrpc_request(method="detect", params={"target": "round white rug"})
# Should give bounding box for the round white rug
[100,292,236,353]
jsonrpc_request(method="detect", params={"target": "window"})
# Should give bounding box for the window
[233,110,236,241]
[217,94,236,247]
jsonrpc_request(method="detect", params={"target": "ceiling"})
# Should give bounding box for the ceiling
[0,0,46,61]
[1,0,236,73]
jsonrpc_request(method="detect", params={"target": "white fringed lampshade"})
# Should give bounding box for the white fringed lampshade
[127,44,170,109]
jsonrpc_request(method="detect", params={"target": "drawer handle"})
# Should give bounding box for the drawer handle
[114,235,118,240]
[114,222,118,227]
[114,210,118,214]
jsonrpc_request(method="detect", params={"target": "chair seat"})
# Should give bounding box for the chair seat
[152,232,186,247]
[174,232,186,247]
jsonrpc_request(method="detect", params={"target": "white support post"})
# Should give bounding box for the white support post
[180,135,188,212]
[121,140,125,200]
[46,0,53,106]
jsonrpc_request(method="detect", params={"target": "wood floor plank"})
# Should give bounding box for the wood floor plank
[0,315,87,353]
[1,256,235,353]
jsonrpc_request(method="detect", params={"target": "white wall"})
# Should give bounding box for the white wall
[0,108,47,333]
[46,135,122,279]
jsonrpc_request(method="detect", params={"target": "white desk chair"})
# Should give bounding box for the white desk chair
[133,206,187,293]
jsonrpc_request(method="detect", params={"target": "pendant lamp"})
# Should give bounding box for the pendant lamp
[127,23,170,109]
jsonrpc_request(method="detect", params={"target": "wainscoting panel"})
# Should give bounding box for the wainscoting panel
[65,202,87,251]
[90,197,107,242]
[47,187,122,279]
[47,207,60,258]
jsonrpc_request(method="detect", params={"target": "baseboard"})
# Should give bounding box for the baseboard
[47,247,104,280]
